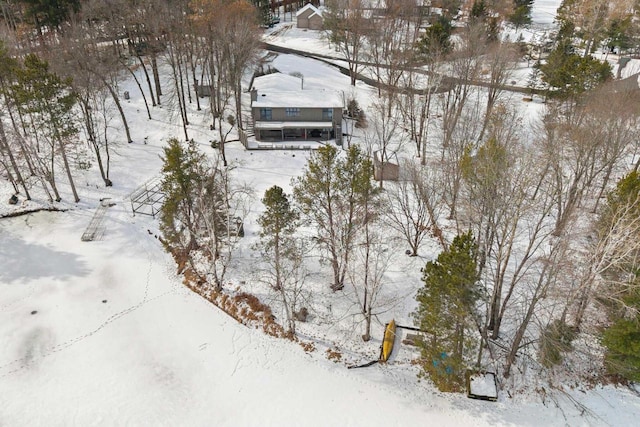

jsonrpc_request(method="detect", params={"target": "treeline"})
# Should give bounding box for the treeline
[0,0,262,201]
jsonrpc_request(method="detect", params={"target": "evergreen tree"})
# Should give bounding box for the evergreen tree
[22,0,80,30]
[258,185,304,335]
[160,138,207,252]
[251,0,272,26]
[416,15,453,58]
[413,231,480,392]
[599,172,640,382]
[605,17,633,53]
[602,287,640,382]
[538,45,612,99]
[470,0,487,20]
[509,0,533,29]
[258,186,300,291]
[14,54,79,202]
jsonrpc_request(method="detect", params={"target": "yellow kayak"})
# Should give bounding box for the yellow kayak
[380,319,396,363]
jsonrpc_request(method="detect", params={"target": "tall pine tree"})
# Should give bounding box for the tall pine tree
[160,138,207,252]
[413,231,480,391]
[599,172,640,382]
[258,185,304,335]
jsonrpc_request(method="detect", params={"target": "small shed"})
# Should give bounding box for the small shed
[296,3,323,30]
[373,151,399,182]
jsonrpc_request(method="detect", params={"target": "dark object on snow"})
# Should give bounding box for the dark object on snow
[402,333,421,346]
[31,310,37,315]
[294,307,308,322]
[466,370,498,402]
[405,249,412,255]
[9,194,18,205]
[102,300,107,303]
[229,217,244,237]
[348,360,378,369]
[124,91,130,100]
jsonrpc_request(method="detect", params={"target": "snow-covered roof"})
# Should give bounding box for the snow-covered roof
[252,73,343,109]
[253,90,343,109]
[296,3,322,18]
[252,73,303,92]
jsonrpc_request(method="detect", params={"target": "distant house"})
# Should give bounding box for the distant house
[250,73,343,145]
[296,3,323,30]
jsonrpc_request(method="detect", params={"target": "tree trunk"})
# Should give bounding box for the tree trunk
[192,69,201,111]
[99,76,133,143]
[177,53,189,126]
[136,54,156,106]
[234,76,243,131]
[57,136,79,202]
[124,63,152,120]
[151,54,162,105]
[0,117,30,199]
[1,159,18,192]
[80,99,112,187]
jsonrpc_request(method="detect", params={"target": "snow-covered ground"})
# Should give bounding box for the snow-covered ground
[530,0,562,28]
[2,1,640,425]
[2,166,639,426]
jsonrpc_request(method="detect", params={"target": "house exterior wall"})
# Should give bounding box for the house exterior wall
[297,16,309,28]
[297,9,314,28]
[308,15,323,30]
[253,107,338,123]
[252,106,343,145]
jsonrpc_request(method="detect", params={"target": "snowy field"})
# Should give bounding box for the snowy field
[2,0,640,425]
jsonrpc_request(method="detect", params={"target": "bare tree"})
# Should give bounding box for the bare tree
[221,0,260,130]
[457,105,563,347]
[565,176,640,329]
[365,0,417,99]
[436,23,487,218]
[397,44,444,164]
[363,96,408,189]
[77,86,115,187]
[324,0,368,86]
[542,87,639,236]
[385,159,446,256]
[293,145,377,291]
[503,235,571,378]
[478,40,517,141]
[0,112,30,198]
[347,226,394,342]
[189,157,252,292]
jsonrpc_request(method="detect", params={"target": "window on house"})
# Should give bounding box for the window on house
[260,108,272,120]
[286,108,300,117]
[322,108,333,120]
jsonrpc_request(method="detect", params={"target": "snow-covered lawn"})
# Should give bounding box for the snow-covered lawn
[2,210,486,426]
[2,195,639,425]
